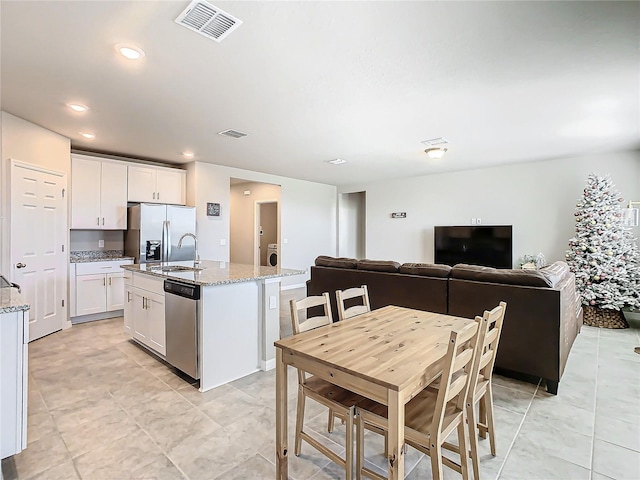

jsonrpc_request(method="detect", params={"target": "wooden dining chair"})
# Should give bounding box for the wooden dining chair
[290,293,364,479]
[355,317,489,480]
[465,301,507,480]
[336,285,371,321]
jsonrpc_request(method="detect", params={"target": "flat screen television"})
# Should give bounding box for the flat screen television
[434,225,513,268]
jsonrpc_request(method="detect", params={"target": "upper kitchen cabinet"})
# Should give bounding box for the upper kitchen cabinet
[127,165,186,205]
[71,154,128,229]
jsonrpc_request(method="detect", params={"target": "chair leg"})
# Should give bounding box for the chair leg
[457,416,470,480]
[478,394,487,439]
[466,402,481,480]
[430,441,444,480]
[486,384,497,456]
[356,412,365,480]
[345,408,354,480]
[294,389,306,456]
[328,408,335,432]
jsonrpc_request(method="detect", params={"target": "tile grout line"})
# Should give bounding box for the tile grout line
[589,327,600,480]
[494,377,542,480]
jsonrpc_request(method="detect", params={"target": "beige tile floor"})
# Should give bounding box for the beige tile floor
[2,288,640,480]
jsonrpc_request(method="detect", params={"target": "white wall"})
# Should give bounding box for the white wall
[339,150,640,266]
[1,111,71,273]
[338,191,366,258]
[230,182,280,265]
[187,162,337,286]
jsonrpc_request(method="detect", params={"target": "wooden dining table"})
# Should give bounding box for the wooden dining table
[274,304,476,479]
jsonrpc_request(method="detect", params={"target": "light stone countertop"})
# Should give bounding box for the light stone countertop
[122,260,306,286]
[0,287,30,314]
[70,250,135,263]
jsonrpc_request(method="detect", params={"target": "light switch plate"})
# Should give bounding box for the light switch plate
[220,239,226,246]
[98,240,104,248]
[269,295,277,309]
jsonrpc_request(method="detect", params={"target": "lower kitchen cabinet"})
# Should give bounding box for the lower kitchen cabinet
[72,260,133,320]
[1,309,28,460]
[126,273,166,356]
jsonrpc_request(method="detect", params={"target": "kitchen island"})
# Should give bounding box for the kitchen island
[122,260,304,392]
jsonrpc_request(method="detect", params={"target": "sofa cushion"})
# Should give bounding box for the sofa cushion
[357,259,401,273]
[315,256,357,269]
[451,264,554,288]
[399,263,452,278]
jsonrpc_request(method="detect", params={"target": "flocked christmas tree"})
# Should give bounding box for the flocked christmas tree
[566,174,640,322]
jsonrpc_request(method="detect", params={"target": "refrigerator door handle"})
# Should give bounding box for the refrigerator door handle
[162,220,171,263]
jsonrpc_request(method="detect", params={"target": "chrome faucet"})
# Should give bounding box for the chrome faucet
[177,233,200,266]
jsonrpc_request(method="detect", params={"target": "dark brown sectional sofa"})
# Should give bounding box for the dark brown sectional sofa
[306,256,583,394]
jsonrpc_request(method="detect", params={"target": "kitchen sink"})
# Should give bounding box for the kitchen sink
[148,265,203,273]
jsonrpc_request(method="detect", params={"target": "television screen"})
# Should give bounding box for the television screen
[434,225,513,268]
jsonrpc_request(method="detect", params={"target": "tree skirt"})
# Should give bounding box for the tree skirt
[583,306,629,329]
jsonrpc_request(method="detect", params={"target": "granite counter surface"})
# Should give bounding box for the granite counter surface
[122,260,305,286]
[71,250,135,263]
[0,288,30,314]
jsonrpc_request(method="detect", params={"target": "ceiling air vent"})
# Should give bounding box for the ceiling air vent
[218,129,248,139]
[175,0,242,43]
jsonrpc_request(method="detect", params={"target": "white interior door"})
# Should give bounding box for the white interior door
[10,161,67,342]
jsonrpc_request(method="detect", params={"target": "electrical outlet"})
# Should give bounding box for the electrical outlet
[477,218,482,225]
[220,239,226,246]
[98,240,104,248]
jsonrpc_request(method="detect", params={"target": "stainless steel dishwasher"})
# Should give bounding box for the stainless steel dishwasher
[164,279,201,379]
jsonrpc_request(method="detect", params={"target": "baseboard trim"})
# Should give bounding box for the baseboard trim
[261,358,276,371]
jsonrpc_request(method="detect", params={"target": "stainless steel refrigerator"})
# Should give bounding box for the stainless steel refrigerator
[124,203,197,264]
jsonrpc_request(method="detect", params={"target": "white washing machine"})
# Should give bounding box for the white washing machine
[267,244,278,267]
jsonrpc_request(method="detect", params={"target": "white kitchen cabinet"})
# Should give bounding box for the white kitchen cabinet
[127,165,185,205]
[71,154,128,229]
[124,271,133,335]
[126,273,166,356]
[1,309,28,459]
[72,260,133,320]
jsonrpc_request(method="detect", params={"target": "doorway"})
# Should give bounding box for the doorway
[10,160,68,341]
[229,179,280,267]
[338,191,366,259]
[256,201,278,267]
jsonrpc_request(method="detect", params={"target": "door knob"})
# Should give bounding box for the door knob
[16,262,26,269]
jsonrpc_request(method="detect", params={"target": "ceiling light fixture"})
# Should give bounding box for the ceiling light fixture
[80,132,96,140]
[116,44,145,60]
[327,158,347,165]
[67,103,88,113]
[424,147,448,159]
[182,151,195,158]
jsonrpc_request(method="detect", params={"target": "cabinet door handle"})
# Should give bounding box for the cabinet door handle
[97,217,100,226]
[143,297,147,309]
[157,192,160,200]
[108,277,112,286]
[103,277,106,286]
[152,192,156,200]
[127,291,131,302]
[102,217,105,226]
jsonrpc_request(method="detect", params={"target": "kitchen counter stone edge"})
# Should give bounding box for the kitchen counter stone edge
[0,288,30,313]
[122,261,306,287]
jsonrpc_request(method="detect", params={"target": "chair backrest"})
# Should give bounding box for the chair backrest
[478,301,507,381]
[336,285,371,321]
[290,293,333,335]
[290,293,334,384]
[431,317,486,436]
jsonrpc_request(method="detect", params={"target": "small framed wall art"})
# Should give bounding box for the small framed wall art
[207,202,221,217]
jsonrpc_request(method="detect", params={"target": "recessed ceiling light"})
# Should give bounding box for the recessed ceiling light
[80,132,96,140]
[182,151,194,159]
[327,158,347,165]
[67,103,88,113]
[424,147,448,159]
[116,44,145,60]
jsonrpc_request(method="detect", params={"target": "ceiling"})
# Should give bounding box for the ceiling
[1,1,638,186]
